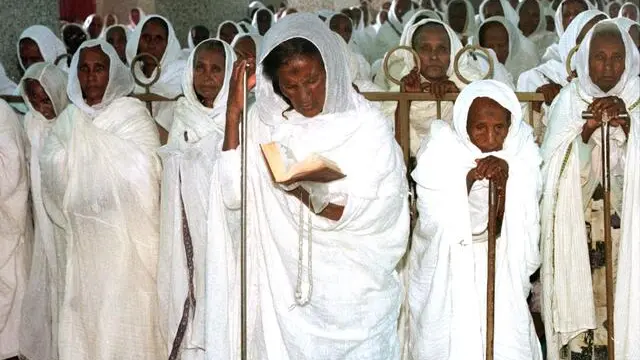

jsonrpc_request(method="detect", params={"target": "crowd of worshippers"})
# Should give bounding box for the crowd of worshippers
[0,0,638,359]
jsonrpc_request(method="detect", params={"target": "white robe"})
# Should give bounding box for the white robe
[0,99,30,359]
[409,80,542,360]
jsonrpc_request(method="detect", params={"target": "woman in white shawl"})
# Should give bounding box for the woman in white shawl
[0,99,31,359]
[478,0,521,26]
[252,8,275,36]
[619,2,639,20]
[518,0,559,58]
[409,79,542,360]
[17,62,68,360]
[373,0,417,62]
[17,25,68,72]
[325,12,372,81]
[613,16,640,51]
[476,16,541,81]
[517,9,607,140]
[543,0,592,61]
[222,13,409,359]
[605,0,622,18]
[127,15,186,143]
[159,39,240,360]
[102,24,129,64]
[216,21,245,45]
[446,0,477,44]
[128,7,146,31]
[39,39,164,360]
[540,20,639,360]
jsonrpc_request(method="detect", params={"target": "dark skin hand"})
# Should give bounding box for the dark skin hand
[533,82,562,112]
[581,96,629,143]
[466,156,508,223]
[397,67,459,126]
[286,186,345,221]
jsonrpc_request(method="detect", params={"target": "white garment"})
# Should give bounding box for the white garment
[372,0,417,62]
[0,99,31,359]
[18,62,68,360]
[619,2,640,20]
[127,7,146,31]
[251,8,275,35]
[517,0,559,58]
[0,63,17,95]
[16,25,68,72]
[40,39,164,360]
[158,39,240,360]
[126,15,186,131]
[445,0,478,41]
[478,0,521,26]
[217,20,247,44]
[223,13,409,359]
[409,80,542,360]
[540,20,640,360]
[476,16,541,81]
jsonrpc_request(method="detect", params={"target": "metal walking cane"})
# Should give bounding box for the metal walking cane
[240,62,250,360]
[486,179,498,360]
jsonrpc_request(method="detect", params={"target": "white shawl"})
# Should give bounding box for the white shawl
[372,0,417,61]
[223,13,409,359]
[517,0,559,58]
[158,39,240,360]
[619,2,640,20]
[445,0,478,41]
[0,99,31,359]
[17,62,68,360]
[0,63,16,95]
[40,39,164,360]
[217,21,247,44]
[126,15,186,131]
[478,0,521,26]
[540,20,640,360]
[409,79,542,360]
[17,25,68,72]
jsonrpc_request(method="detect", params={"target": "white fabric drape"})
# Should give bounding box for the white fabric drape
[0,64,17,95]
[39,39,164,360]
[372,0,417,62]
[16,25,68,72]
[222,13,409,359]
[18,62,68,360]
[0,99,31,359]
[409,79,542,360]
[158,39,240,360]
[445,0,478,41]
[478,0,521,26]
[126,15,186,131]
[217,21,247,44]
[540,20,640,360]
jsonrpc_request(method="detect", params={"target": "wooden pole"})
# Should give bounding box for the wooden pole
[486,179,498,360]
[240,65,249,360]
[600,118,615,360]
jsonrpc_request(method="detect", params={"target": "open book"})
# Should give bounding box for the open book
[260,142,346,185]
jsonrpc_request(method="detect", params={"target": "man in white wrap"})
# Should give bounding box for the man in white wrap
[222,13,410,360]
[0,99,31,360]
[127,15,186,144]
[409,79,543,360]
[540,21,639,360]
[39,39,165,360]
[18,62,68,360]
[158,39,240,360]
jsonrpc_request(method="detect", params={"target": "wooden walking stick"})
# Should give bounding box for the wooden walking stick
[240,63,250,360]
[486,179,498,360]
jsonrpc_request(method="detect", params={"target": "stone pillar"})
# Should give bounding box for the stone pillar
[0,0,60,82]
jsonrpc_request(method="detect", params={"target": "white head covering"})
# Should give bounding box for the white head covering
[237,20,258,35]
[19,62,69,120]
[230,33,263,55]
[612,14,639,32]
[178,39,235,128]
[248,0,267,12]
[256,13,360,121]
[186,25,210,49]
[101,24,129,42]
[517,0,550,37]
[126,15,183,67]
[452,79,524,154]
[128,7,146,29]
[389,0,418,31]
[0,63,17,95]
[558,9,607,67]
[68,39,134,116]
[403,9,443,32]
[479,0,521,25]
[17,25,68,71]
[554,0,594,37]
[619,2,640,20]
[575,19,639,96]
[604,1,622,17]
[83,14,103,36]
[216,21,246,44]
[252,8,276,31]
[445,0,478,39]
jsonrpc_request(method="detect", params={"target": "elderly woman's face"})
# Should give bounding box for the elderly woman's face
[107,27,127,63]
[19,38,44,70]
[518,0,540,37]
[413,23,451,81]
[139,19,168,62]
[448,2,467,33]
[77,46,110,106]
[277,54,326,118]
[330,15,353,43]
[621,4,639,21]
[467,97,511,153]
[588,30,626,93]
[25,79,56,120]
[193,46,226,107]
[480,22,510,65]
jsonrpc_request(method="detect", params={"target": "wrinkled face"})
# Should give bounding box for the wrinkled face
[131,9,141,24]
[629,24,640,52]
[413,23,451,81]
[589,31,625,93]
[576,14,606,45]
[88,15,103,39]
[621,4,638,21]
[467,97,511,153]
[234,37,257,76]
[63,26,88,55]
[608,2,621,18]
[483,0,504,19]
[480,22,510,64]
[219,23,238,44]
[330,15,353,43]
[518,0,540,36]
[193,46,226,107]
[77,46,110,106]
[25,79,56,120]
[277,54,326,118]
[256,10,272,35]
[448,1,467,33]
[561,0,588,30]
[105,14,117,27]
[19,38,44,70]
[138,19,168,63]
[394,0,411,21]
[107,27,127,63]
